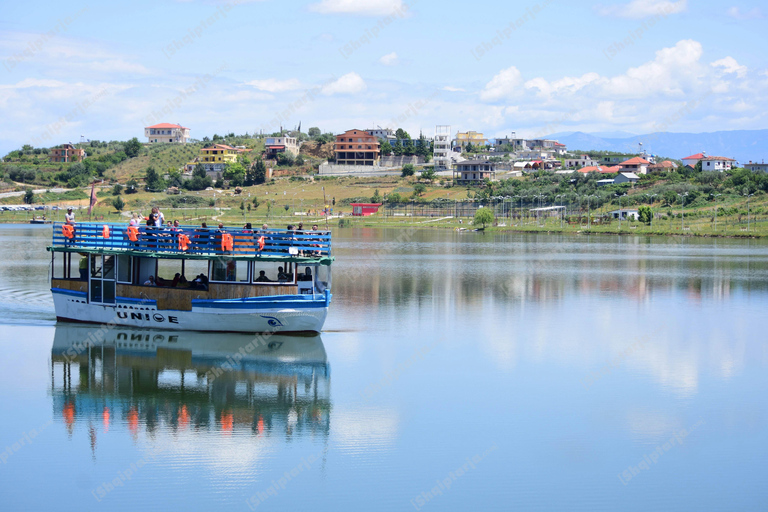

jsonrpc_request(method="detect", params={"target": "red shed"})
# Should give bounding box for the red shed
[351,203,383,216]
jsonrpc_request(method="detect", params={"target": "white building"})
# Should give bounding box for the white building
[565,155,600,168]
[433,125,452,172]
[701,156,736,171]
[619,157,650,175]
[609,208,639,220]
[366,128,396,141]
[682,152,705,168]
[265,136,300,158]
[744,161,768,172]
[144,123,190,143]
[453,159,497,184]
[614,172,639,184]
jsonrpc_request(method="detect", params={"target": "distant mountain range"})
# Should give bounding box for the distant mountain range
[540,130,768,164]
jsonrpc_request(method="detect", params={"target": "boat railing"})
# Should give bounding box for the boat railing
[50,222,331,258]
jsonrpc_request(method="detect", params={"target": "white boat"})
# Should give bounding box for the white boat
[48,221,333,333]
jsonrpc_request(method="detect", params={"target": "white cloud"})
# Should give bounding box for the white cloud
[245,78,302,92]
[597,0,687,19]
[442,86,465,92]
[309,0,406,16]
[379,52,399,66]
[727,6,764,19]
[711,56,748,78]
[479,66,523,102]
[525,73,602,97]
[321,72,367,95]
[604,39,704,97]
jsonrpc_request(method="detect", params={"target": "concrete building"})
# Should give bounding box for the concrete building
[614,172,640,184]
[609,209,639,220]
[334,129,380,166]
[453,159,496,184]
[454,131,487,149]
[49,143,85,163]
[565,155,600,168]
[701,156,736,171]
[265,136,299,159]
[199,144,250,174]
[619,157,650,175]
[648,160,677,173]
[744,161,768,172]
[366,128,395,141]
[433,125,452,172]
[144,123,190,144]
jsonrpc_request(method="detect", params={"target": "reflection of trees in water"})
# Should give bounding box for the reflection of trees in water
[333,233,768,306]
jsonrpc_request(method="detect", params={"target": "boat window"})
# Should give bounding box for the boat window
[51,252,79,280]
[210,258,249,283]
[184,259,208,285]
[315,264,331,293]
[157,259,184,286]
[117,254,132,284]
[252,262,294,285]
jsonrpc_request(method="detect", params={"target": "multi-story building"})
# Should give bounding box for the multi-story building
[199,144,250,174]
[144,123,190,144]
[265,136,299,159]
[334,129,380,166]
[454,131,487,149]
[495,134,527,151]
[366,128,395,141]
[453,159,496,184]
[565,155,600,168]
[49,143,85,163]
[433,125,452,172]
[701,156,736,171]
[618,156,651,175]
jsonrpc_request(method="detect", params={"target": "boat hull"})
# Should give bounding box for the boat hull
[52,288,328,333]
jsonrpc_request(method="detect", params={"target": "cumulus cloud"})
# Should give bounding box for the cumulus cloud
[525,73,602,96]
[479,66,523,101]
[727,6,764,19]
[379,52,399,66]
[309,0,405,16]
[321,72,366,95]
[597,0,687,18]
[246,78,302,92]
[442,86,465,92]
[711,56,748,78]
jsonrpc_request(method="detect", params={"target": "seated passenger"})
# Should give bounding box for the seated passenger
[298,267,312,281]
[144,275,155,286]
[255,270,272,282]
[277,266,289,281]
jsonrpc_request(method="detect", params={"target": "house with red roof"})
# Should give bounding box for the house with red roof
[701,156,736,171]
[144,123,190,144]
[682,152,705,168]
[648,160,677,173]
[618,156,650,175]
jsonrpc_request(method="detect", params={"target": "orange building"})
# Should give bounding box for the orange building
[49,143,85,163]
[334,129,380,166]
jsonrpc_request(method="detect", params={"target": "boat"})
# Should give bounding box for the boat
[47,221,333,333]
[50,324,331,438]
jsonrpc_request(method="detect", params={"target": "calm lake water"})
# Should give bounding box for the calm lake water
[1,224,767,511]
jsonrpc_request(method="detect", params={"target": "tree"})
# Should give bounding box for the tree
[420,169,436,182]
[465,142,474,153]
[252,197,260,209]
[413,183,426,197]
[387,192,402,203]
[223,162,246,187]
[638,205,652,224]
[308,127,321,139]
[296,154,305,166]
[401,164,415,177]
[124,137,142,158]
[395,128,410,140]
[251,158,267,185]
[112,195,125,212]
[371,189,382,203]
[392,139,404,156]
[23,188,34,204]
[112,183,124,196]
[144,166,166,191]
[474,207,494,229]
[184,164,213,191]
[380,139,393,156]
[694,161,703,173]
[403,138,415,156]
[284,204,289,212]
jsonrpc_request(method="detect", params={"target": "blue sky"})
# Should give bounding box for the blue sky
[0,0,766,155]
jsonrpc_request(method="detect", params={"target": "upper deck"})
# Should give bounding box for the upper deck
[48,221,332,263]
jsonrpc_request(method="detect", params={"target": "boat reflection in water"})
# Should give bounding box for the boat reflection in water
[50,325,330,440]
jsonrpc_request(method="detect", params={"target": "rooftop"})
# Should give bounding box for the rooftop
[146,123,189,129]
[620,157,650,165]
[683,153,705,160]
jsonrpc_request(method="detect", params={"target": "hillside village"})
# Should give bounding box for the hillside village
[1,121,767,235]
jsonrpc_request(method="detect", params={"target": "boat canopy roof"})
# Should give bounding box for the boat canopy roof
[48,222,333,265]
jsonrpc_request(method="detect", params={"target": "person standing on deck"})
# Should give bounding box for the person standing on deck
[65,207,75,225]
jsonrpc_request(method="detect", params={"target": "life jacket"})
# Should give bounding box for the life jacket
[221,233,233,252]
[178,234,190,252]
[257,236,265,251]
[102,225,110,238]
[62,224,74,239]
[127,226,139,242]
